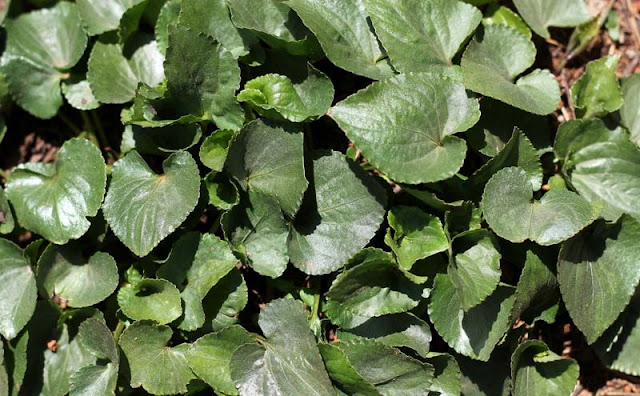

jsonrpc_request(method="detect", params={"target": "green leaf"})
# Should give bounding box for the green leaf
[225,119,307,216]
[428,273,516,361]
[511,249,560,325]
[427,353,461,396]
[121,124,203,156]
[187,326,256,395]
[77,0,145,35]
[157,232,238,331]
[621,73,640,144]
[103,151,200,257]
[386,206,448,270]
[0,0,10,25]
[0,240,36,340]
[289,151,387,275]
[513,0,590,38]
[164,25,244,130]
[331,71,479,184]
[88,41,165,104]
[571,55,623,119]
[119,321,196,395]
[238,69,334,122]
[6,138,106,244]
[510,340,579,396]
[555,118,640,222]
[37,244,118,308]
[448,230,502,311]
[319,339,434,396]
[0,187,14,235]
[327,258,424,317]
[482,167,599,245]
[364,0,482,70]
[117,279,183,325]
[69,318,119,396]
[5,2,87,70]
[222,191,290,278]
[558,216,640,344]
[200,129,236,172]
[61,79,100,111]
[284,0,394,79]
[461,25,560,115]
[0,342,7,396]
[229,299,334,396]
[155,0,181,55]
[178,0,260,59]
[483,5,532,39]
[204,171,240,210]
[203,268,248,331]
[338,312,432,358]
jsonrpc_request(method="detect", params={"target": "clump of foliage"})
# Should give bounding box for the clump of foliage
[0,0,639,395]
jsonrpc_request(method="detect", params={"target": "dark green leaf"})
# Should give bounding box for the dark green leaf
[571,55,623,119]
[0,187,14,235]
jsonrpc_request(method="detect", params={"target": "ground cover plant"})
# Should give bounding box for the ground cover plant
[0,0,639,395]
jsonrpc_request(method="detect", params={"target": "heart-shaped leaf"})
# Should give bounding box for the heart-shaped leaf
[510,341,579,396]
[76,0,145,35]
[117,279,183,324]
[461,25,560,115]
[103,150,200,257]
[513,0,590,38]
[229,299,335,396]
[558,216,640,344]
[284,0,394,80]
[225,119,307,215]
[187,326,257,395]
[0,187,14,235]
[364,0,482,70]
[571,55,623,119]
[119,321,196,395]
[157,232,239,331]
[289,151,387,275]
[0,239,36,340]
[482,167,599,245]
[6,138,106,244]
[61,78,100,111]
[331,71,480,184]
[621,73,640,144]
[37,244,118,308]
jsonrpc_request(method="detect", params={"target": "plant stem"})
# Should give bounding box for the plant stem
[58,113,82,136]
[113,320,125,342]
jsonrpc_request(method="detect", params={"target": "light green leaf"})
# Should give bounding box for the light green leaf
[37,244,118,308]
[513,0,590,38]
[229,299,335,396]
[558,216,640,344]
[238,69,333,122]
[103,151,200,257]
[461,25,560,115]
[5,2,87,70]
[571,55,623,119]
[225,119,307,215]
[364,0,481,70]
[0,0,10,25]
[289,151,387,275]
[203,268,248,331]
[332,71,479,184]
[0,187,14,235]
[120,124,203,156]
[187,326,256,395]
[117,279,183,325]
[69,318,119,396]
[6,138,106,244]
[119,321,196,395]
[164,25,244,130]
[61,79,100,111]
[510,340,579,396]
[482,167,599,245]
[200,129,237,172]
[0,240,36,340]
[386,206,448,270]
[88,41,165,104]
[449,230,502,311]
[155,0,181,55]
[483,4,532,39]
[284,0,394,79]
[222,191,290,278]
[204,171,240,210]
[319,340,434,396]
[77,0,145,35]
[621,73,640,144]
[157,232,238,331]
[428,273,516,361]
[555,118,640,222]
[338,312,432,358]
[327,258,423,317]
